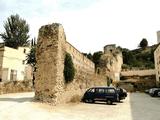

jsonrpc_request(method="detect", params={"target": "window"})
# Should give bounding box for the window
[96,88,105,94]
[10,69,17,81]
[22,60,25,64]
[88,88,95,93]
[108,89,115,93]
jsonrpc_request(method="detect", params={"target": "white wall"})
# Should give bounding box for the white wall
[1,46,31,81]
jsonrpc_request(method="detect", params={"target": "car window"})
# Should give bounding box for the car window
[108,89,115,93]
[88,88,95,93]
[96,88,105,93]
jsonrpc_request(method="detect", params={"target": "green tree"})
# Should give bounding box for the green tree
[64,53,75,83]
[122,48,136,65]
[26,42,36,87]
[87,53,93,61]
[26,46,36,68]
[92,51,103,69]
[0,14,30,49]
[82,53,93,61]
[139,38,148,48]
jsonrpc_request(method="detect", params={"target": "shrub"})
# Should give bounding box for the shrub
[64,53,75,83]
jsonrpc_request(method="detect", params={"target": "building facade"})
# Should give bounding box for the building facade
[157,31,160,43]
[154,43,160,86]
[0,43,32,82]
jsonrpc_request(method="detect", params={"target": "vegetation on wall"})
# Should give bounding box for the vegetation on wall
[64,53,75,83]
[0,14,30,49]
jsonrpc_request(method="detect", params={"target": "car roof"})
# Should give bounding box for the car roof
[90,86,116,89]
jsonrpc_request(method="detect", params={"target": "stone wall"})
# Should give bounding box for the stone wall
[0,80,33,94]
[119,69,156,92]
[121,69,156,77]
[116,79,156,92]
[35,23,106,105]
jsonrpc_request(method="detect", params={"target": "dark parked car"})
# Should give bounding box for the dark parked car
[149,88,160,97]
[82,86,121,105]
[116,88,127,101]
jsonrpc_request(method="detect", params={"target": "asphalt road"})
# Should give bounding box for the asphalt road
[0,92,160,120]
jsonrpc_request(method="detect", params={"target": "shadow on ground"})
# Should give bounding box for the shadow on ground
[0,97,34,103]
[82,101,117,106]
[130,93,160,120]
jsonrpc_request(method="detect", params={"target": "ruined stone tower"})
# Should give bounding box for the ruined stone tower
[35,23,66,104]
[99,44,123,81]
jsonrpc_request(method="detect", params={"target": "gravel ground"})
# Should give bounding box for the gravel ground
[0,92,160,120]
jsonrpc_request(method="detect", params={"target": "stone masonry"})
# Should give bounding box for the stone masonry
[35,23,106,104]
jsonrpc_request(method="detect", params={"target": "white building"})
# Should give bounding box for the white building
[0,43,32,82]
[157,31,160,43]
[154,43,160,87]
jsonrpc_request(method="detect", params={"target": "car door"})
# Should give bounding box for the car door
[84,88,95,100]
[105,88,117,101]
[94,88,105,100]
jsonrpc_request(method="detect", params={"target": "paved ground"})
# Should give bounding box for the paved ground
[0,92,160,120]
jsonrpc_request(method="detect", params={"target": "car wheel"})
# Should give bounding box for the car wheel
[117,95,120,102]
[107,100,112,105]
[84,99,88,103]
[158,92,160,97]
[89,99,94,103]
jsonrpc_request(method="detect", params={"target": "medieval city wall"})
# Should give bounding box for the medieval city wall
[35,23,106,104]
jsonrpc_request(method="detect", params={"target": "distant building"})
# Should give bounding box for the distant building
[154,43,160,86]
[157,31,160,43]
[0,43,32,82]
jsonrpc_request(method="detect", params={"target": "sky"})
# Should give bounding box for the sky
[0,0,160,53]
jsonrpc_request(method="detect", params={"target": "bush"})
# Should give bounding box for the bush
[64,53,75,83]
[70,95,81,103]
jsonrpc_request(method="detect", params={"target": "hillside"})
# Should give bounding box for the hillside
[122,44,158,70]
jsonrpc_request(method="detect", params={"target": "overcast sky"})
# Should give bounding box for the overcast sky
[0,0,160,53]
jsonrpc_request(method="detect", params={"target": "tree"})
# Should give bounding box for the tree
[87,53,93,61]
[82,53,93,61]
[26,47,36,68]
[31,37,36,47]
[64,53,75,83]
[139,38,148,48]
[0,14,30,49]
[26,42,36,87]
[92,51,103,69]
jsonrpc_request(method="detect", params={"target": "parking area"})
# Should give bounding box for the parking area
[0,92,160,120]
